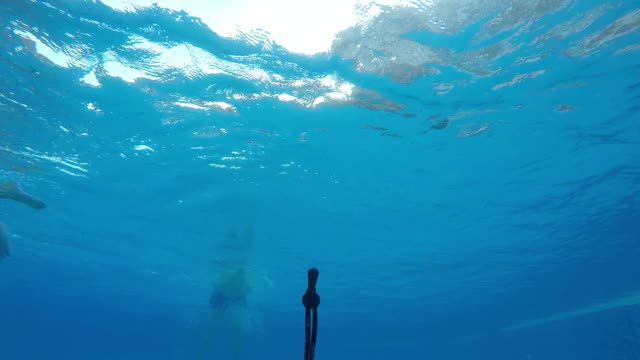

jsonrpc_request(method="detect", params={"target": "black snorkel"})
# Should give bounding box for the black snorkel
[302,268,320,360]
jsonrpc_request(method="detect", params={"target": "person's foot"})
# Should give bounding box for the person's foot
[0,223,9,259]
[0,181,46,209]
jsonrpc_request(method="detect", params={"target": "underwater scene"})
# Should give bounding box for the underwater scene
[0,0,639,359]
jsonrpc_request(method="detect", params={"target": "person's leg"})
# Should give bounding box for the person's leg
[229,306,251,360]
[198,309,225,359]
[0,181,46,209]
[230,326,245,360]
[0,223,9,259]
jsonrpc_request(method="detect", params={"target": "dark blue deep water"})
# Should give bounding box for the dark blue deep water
[1,1,639,359]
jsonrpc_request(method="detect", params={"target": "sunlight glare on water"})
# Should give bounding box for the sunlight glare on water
[98,0,362,54]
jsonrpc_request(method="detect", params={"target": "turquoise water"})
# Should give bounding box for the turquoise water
[1,0,639,359]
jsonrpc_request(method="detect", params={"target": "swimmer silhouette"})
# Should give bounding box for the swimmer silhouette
[0,181,46,259]
[199,226,255,360]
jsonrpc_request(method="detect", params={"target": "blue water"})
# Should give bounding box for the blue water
[1,1,639,359]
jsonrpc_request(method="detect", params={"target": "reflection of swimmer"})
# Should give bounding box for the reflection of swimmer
[199,228,255,360]
[0,181,46,259]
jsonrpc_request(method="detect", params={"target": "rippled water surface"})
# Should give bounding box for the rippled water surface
[0,1,639,359]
